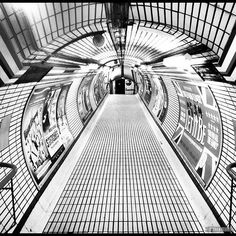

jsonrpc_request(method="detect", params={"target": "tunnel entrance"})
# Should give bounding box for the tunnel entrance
[110,77,137,94]
[115,79,125,94]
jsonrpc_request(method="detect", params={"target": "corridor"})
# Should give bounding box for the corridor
[1,2,236,234]
[21,95,219,233]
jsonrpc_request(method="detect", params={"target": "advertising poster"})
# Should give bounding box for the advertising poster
[233,120,236,150]
[99,72,106,97]
[42,87,65,160]
[0,115,11,151]
[172,81,222,187]
[135,71,144,95]
[78,76,93,122]
[94,73,102,105]
[22,87,53,184]
[56,84,73,148]
[144,75,152,104]
[125,79,135,95]
[22,86,65,186]
[152,77,168,123]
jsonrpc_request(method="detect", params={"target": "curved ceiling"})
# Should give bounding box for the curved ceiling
[0,2,235,84]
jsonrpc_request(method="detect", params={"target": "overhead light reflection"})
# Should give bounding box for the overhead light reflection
[163,54,192,70]
[87,63,99,70]
[11,3,38,17]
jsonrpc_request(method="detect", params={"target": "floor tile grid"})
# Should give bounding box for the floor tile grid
[147,135,203,232]
[48,139,107,233]
[68,124,120,233]
[128,127,202,232]
[141,117,202,233]
[73,136,111,232]
[43,96,205,232]
[45,112,190,230]
[46,134,105,232]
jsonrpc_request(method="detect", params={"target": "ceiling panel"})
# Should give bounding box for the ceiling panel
[0,2,235,83]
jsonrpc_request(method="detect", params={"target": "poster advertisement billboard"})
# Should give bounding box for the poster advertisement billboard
[78,76,93,123]
[42,87,65,160]
[22,83,72,187]
[135,71,144,95]
[144,75,152,104]
[172,81,222,187]
[56,84,73,148]
[0,115,11,151]
[94,73,102,105]
[152,76,168,123]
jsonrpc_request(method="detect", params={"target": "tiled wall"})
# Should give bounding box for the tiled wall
[0,83,38,233]
[206,82,236,231]
[0,69,107,233]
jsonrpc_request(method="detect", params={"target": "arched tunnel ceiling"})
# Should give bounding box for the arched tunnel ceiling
[0,2,236,84]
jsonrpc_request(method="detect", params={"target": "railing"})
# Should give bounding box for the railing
[226,162,236,232]
[0,162,18,227]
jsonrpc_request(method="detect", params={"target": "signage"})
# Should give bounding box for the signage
[172,81,222,187]
[22,84,73,187]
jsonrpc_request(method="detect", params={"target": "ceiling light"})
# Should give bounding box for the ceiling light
[163,54,192,69]
[92,34,105,48]
[11,3,38,17]
[88,63,99,70]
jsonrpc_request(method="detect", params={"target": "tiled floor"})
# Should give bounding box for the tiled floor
[42,95,205,233]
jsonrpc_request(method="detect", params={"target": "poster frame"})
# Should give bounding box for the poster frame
[21,82,73,189]
[172,80,223,189]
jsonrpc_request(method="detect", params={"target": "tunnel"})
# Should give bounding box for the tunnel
[0,2,236,234]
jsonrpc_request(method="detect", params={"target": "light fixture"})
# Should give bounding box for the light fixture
[93,34,105,48]
[140,65,147,70]
[11,3,38,17]
[87,63,99,70]
[163,53,192,70]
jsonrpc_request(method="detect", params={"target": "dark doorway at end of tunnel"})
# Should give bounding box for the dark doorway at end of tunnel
[115,79,125,94]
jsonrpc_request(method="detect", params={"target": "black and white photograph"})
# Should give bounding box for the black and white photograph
[0,2,235,234]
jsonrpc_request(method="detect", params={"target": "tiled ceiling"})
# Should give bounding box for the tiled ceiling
[0,2,235,83]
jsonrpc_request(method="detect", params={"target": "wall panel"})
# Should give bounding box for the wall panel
[0,83,38,233]
[207,82,236,231]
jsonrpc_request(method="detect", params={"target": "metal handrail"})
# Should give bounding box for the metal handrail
[0,162,17,189]
[0,162,18,224]
[226,162,236,231]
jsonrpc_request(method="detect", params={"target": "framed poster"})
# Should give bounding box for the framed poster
[0,115,11,151]
[78,76,93,123]
[42,87,65,160]
[152,76,168,123]
[22,83,73,188]
[144,75,152,104]
[56,84,73,148]
[93,72,103,105]
[172,81,222,187]
[22,87,54,185]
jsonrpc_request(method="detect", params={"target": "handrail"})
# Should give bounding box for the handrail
[0,162,17,189]
[226,162,236,232]
[226,162,236,181]
[0,162,18,227]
